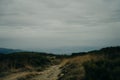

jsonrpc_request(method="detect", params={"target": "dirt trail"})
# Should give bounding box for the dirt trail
[30,59,68,80]
[0,59,68,80]
[30,65,61,80]
[0,72,33,80]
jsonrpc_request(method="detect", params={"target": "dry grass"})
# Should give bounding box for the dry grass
[58,54,105,80]
[69,53,106,64]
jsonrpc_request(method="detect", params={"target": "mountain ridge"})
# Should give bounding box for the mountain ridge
[0,48,24,54]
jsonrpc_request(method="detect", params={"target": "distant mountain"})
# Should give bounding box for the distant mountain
[40,46,98,54]
[0,48,23,54]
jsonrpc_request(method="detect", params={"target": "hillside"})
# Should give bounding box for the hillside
[58,46,120,80]
[0,46,120,80]
[0,52,62,72]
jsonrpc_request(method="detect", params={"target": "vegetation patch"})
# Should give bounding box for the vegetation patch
[58,46,120,80]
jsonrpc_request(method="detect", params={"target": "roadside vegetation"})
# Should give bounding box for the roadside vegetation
[58,46,120,80]
[0,52,62,78]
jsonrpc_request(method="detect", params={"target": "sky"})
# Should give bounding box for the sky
[0,0,120,54]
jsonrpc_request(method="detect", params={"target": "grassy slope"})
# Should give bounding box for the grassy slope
[0,52,61,73]
[0,46,120,80]
[58,46,120,80]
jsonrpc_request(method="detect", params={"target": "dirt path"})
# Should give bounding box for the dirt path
[0,59,68,80]
[0,72,34,80]
[29,59,68,80]
[0,65,61,80]
[30,65,61,80]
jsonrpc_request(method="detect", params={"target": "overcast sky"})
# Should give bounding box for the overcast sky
[0,0,120,53]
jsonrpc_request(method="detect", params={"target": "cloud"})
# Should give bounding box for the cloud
[0,0,120,52]
[1,0,120,27]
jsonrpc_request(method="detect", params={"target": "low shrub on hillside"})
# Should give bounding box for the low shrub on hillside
[58,47,120,80]
[0,52,59,72]
[83,58,120,80]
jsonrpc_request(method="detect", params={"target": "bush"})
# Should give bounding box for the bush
[83,59,120,80]
[0,52,57,72]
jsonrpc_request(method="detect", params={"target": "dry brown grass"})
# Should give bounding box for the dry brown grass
[58,54,106,80]
[68,54,105,64]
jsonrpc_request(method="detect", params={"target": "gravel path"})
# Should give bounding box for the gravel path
[30,65,61,80]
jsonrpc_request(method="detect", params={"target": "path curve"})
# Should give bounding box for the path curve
[30,65,61,80]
